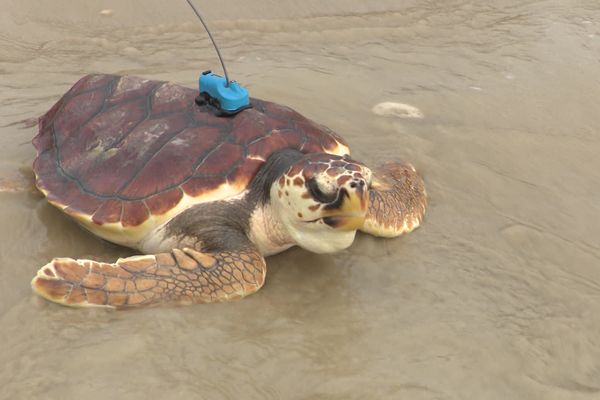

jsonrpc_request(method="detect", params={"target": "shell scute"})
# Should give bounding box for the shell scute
[33,149,58,181]
[227,158,263,188]
[37,165,80,207]
[195,143,243,177]
[32,124,54,155]
[121,201,150,227]
[145,188,184,215]
[260,101,303,121]
[300,137,325,154]
[231,112,267,145]
[247,131,291,160]
[92,199,123,225]
[108,76,155,106]
[181,176,222,198]
[69,74,116,94]
[278,128,305,148]
[63,190,104,216]
[53,89,106,147]
[320,131,343,152]
[190,103,227,126]
[151,82,191,115]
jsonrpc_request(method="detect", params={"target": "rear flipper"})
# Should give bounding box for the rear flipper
[361,162,427,237]
[0,169,37,194]
[32,247,266,308]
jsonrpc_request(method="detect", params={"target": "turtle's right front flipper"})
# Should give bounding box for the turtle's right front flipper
[31,247,266,308]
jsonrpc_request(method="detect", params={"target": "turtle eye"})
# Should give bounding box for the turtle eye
[306,178,337,204]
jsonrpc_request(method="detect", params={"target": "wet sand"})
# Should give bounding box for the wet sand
[1,1,600,399]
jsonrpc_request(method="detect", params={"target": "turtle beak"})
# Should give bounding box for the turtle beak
[322,181,368,231]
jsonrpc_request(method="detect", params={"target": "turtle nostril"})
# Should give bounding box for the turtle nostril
[350,179,365,189]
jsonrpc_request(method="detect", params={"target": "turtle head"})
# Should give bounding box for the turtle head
[271,153,372,253]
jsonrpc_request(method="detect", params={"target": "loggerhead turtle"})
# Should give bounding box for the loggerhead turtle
[31,74,427,308]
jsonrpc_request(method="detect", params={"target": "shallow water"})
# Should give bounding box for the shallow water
[1,1,600,398]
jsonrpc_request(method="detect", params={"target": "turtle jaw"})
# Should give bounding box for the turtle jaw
[313,186,368,231]
[320,214,365,231]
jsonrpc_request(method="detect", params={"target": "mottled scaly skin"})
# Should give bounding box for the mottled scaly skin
[33,247,265,308]
[361,162,427,237]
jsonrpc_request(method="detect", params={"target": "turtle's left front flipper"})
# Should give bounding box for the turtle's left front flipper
[361,161,427,238]
[31,247,266,308]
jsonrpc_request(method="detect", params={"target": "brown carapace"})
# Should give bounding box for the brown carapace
[33,74,348,231]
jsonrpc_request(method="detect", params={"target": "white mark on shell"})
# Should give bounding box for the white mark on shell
[171,138,188,146]
[371,102,424,119]
[154,82,186,102]
[247,155,266,161]
[113,76,148,97]
[99,9,113,16]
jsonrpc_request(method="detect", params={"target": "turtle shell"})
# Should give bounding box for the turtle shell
[33,74,349,244]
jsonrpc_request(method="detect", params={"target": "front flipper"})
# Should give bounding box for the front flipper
[31,247,266,308]
[361,162,427,238]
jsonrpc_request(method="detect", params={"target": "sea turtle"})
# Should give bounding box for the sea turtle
[31,74,427,308]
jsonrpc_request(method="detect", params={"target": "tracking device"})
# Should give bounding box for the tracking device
[186,0,251,116]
